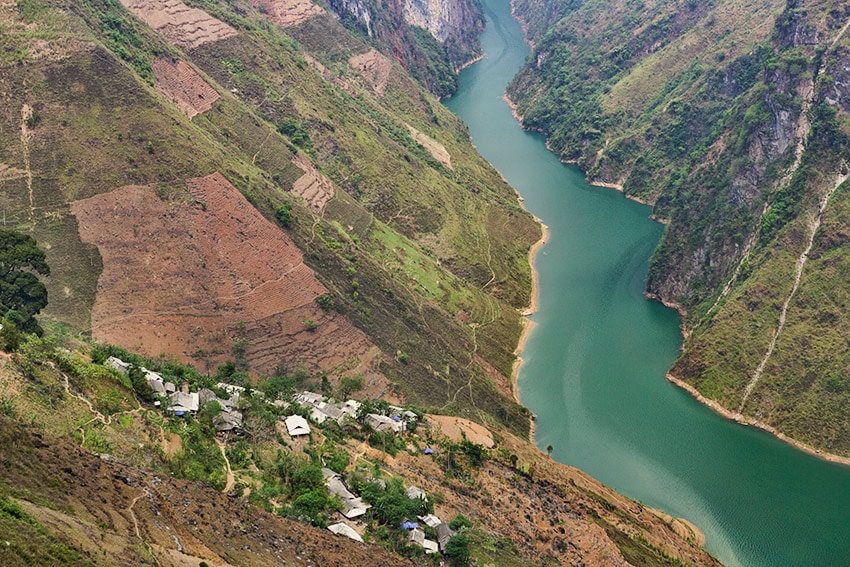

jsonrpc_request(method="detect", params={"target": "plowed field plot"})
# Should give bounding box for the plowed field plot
[406,124,454,170]
[291,153,334,212]
[72,172,387,383]
[153,58,220,118]
[252,0,323,28]
[348,49,392,96]
[119,0,237,49]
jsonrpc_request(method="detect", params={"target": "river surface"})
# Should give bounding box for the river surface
[443,0,850,565]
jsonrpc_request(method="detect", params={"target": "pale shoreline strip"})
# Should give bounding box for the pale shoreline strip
[666,373,850,467]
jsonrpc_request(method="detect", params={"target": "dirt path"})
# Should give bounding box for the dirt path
[20,104,34,228]
[128,488,161,566]
[739,169,849,412]
[217,438,236,493]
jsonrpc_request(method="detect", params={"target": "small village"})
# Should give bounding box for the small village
[104,355,462,557]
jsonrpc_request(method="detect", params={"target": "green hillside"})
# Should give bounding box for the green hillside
[0,0,538,436]
[508,0,850,455]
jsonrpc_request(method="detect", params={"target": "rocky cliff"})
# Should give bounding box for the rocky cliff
[325,0,483,95]
[508,0,850,457]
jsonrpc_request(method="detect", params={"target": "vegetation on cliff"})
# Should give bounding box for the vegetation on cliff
[508,0,850,455]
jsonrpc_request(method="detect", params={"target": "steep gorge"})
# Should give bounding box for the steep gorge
[507,0,850,456]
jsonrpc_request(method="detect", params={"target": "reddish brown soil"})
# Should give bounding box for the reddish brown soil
[348,49,392,97]
[152,58,220,118]
[426,414,495,447]
[291,153,334,212]
[0,419,410,566]
[71,172,388,385]
[373,426,721,566]
[251,0,323,28]
[119,0,238,49]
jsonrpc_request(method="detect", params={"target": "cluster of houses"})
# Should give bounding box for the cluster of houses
[322,466,455,554]
[105,356,243,432]
[103,357,454,553]
[287,391,418,435]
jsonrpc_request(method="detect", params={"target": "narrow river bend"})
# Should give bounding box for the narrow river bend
[443,0,850,565]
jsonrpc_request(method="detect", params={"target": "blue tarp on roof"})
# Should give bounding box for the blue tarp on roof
[391,415,401,422]
[423,447,433,455]
[400,521,419,530]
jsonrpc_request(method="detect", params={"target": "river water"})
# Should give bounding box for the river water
[443,0,850,564]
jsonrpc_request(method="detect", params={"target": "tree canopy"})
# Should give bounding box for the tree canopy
[0,230,50,334]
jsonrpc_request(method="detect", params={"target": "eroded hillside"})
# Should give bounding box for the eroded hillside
[508,0,850,456]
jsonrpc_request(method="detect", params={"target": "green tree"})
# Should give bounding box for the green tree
[445,533,471,566]
[0,230,50,333]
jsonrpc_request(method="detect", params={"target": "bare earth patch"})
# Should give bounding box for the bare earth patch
[348,49,392,96]
[152,58,220,118]
[0,162,26,182]
[426,414,495,448]
[291,153,334,212]
[251,0,323,28]
[118,0,237,49]
[71,172,388,387]
[405,124,453,170]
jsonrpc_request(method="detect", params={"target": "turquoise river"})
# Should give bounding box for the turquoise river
[443,0,850,565]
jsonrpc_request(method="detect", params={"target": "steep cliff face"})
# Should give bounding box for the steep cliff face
[508,0,850,456]
[325,0,483,95]
[402,0,484,66]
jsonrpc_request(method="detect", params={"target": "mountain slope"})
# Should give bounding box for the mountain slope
[507,0,850,456]
[0,0,537,435]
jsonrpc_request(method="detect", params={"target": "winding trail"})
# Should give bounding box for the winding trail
[20,104,34,228]
[128,488,161,566]
[739,169,849,412]
[217,438,236,493]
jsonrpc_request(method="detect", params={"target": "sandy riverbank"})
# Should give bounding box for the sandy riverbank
[456,53,484,73]
[666,373,850,467]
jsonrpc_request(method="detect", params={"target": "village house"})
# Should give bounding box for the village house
[324,469,370,519]
[284,414,311,437]
[328,522,363,542]
[365,413,405,433]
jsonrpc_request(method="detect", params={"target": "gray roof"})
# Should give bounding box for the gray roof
[147,377,166,394]
[436,522,454,549]
[168,391,199,413]
[328,522,363,542]
[365,413,404,433]
[214,410,243,431]
[105,356,130,374]
[405,486,427,500]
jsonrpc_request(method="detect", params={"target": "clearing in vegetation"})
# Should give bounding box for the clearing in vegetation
[71,172,387,384]
[406,124,454,170]
[118,0,237,49]
[291,153,335,212]
[251,0,324,28]
[152,58,220,118]
[348,49,393,97]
